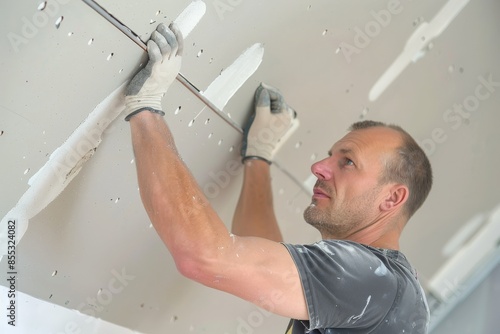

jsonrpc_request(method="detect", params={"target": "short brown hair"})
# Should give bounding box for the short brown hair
[348,120,433,219]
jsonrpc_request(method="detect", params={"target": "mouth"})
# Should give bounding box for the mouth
[313,187,330,199]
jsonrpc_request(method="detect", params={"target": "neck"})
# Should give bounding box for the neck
[321,215,405,251]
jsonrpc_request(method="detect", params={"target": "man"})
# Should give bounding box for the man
[125,23,432,333]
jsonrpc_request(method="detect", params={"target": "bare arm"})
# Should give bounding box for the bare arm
[129,112,307,320]
[232,160,283,242]
[232,83,297,242]
[125,23,306,320]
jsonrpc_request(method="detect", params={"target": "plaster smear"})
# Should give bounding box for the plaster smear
[369,0,471,101]
[0,1,206,260]
[175,0,206,38]
[202,43,264,110]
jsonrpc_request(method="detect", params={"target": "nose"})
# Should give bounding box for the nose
[311,157,332,180]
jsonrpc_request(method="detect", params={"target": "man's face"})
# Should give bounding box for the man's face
[304,127,401,239]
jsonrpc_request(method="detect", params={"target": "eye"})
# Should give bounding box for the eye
[344,158,355,166]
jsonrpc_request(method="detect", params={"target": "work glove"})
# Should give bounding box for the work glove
[124,23,183,121]
[241,83,297,164]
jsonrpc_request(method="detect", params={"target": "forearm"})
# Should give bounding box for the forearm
[129,112,228,265]
[232,160,283,242]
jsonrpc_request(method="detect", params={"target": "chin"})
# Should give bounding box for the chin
[303,204,326,225]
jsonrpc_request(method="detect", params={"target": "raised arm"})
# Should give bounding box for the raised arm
[125,23,307,320]
[232,84,296,242]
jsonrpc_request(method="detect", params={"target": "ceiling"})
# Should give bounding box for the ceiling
[1,0,499,333]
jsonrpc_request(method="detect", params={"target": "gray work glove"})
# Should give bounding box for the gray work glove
[241,83,297,164]
[125,23,183,121]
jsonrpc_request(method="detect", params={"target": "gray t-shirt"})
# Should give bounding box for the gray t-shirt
[283,240,429,333]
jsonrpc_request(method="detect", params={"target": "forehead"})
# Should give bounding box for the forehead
[330,127,402,158]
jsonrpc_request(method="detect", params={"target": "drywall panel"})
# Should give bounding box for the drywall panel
[0,0,145,215]
[0,285,139,334]
[1,0,500,333]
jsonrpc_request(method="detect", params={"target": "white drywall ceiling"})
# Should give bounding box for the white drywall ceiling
[1,0,499,333]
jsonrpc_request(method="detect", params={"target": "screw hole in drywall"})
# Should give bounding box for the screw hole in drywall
[38,1,47,10]
[174,106,182,115]
[0,130,4,136]
[67,32,74,37]
[360,107,369,119]
[188,119,195,127]
[218,139,223,146]
[106,53,114,61]
[208,133,213,139]
[52,270,58,277]
[55,16,64,29]
[197,49,203,57]
[205,118,210,125]
[88,38,94,46]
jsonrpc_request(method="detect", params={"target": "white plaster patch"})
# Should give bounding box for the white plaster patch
[317,240,336,256]
[202,43,264,111]
[375,262,388,276]
[348,295,372,324]
[174,0,206,38]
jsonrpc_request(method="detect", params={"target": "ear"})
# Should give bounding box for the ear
[379,184,408,212]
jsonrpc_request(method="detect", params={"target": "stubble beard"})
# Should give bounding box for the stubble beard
[303,187,381,239]
[303,200,353,238]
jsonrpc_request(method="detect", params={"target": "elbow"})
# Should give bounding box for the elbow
[175,256,201,280]
[173,249,220,286]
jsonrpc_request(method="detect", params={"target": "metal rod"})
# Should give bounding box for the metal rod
[81,0,147,51]
[80,0,241,132]
[80,0,311,195]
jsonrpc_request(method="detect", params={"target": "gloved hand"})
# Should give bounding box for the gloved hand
[241,83,297,164]
[124,23,183,121]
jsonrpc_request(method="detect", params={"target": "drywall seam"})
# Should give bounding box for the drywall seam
[202,43,264,111]
[83,0,241,132]
[0,83,127,260]
[368,0,471,101]
[0,1,206,260]
[82,0,206,50]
